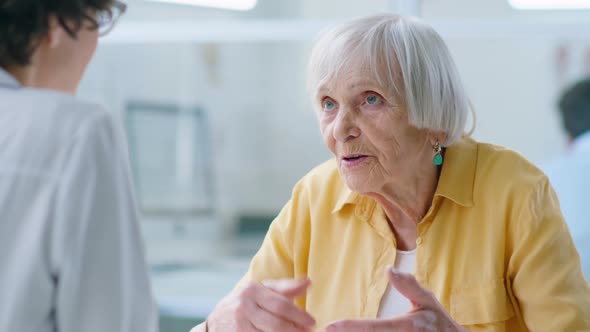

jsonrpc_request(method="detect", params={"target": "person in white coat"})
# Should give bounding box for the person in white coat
[0,1,158,331]
[542,77,590,280]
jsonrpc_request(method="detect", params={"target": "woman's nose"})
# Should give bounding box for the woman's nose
[333,108,361,142]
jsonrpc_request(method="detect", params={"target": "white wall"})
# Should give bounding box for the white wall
[79,0,326,223]
[444,38,567,163]
[80,41,322,223]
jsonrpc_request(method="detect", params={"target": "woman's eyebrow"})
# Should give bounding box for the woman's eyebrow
[346,80,382,91]
[317,85,331,95]
[316,80,382,98]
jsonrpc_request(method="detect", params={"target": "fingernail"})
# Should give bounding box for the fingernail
[391,267,402,277]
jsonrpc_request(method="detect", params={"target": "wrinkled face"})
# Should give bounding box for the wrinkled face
[317,66,432,195]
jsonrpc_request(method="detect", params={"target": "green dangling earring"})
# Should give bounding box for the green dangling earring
[432,140,443,166]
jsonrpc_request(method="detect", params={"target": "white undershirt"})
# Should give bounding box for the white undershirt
[377,249,417,318]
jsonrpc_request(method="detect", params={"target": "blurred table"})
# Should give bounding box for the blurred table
[152,260,249,319]
[141,219,264,331]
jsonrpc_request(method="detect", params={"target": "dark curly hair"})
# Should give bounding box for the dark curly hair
[559,78,590,139]
[0,0,113,68]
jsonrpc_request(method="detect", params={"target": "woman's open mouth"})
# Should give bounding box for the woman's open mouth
[342,154,369,168]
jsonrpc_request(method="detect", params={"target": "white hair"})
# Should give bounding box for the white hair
[307,14,473,146]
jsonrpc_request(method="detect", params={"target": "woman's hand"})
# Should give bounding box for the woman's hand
[325,269,467,332]
[204,278,316,332]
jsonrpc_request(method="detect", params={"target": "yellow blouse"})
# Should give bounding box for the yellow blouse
[238,138,590,331]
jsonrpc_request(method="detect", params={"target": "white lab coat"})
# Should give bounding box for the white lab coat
[542,131,590,280]
[0,69,158,332]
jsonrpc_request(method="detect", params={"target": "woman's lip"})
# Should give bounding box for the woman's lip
[342,154,369,160]
[341,155,370,168]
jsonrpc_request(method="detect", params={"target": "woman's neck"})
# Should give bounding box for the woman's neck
[4,56,76,95]
[367,160,440,250]
[4,66,35,87]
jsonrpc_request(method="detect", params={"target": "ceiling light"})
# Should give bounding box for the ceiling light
[146,0,257,11]
[509,0,590,10]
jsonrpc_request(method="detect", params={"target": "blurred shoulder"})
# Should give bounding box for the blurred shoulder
[12,88,113,141]
[0,89,117,177]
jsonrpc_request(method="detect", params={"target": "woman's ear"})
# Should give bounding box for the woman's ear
[45,15,65,49]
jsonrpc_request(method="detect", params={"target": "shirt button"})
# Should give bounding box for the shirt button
[416,237,423,245]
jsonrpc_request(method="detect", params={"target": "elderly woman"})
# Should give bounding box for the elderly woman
[192,14,590,332]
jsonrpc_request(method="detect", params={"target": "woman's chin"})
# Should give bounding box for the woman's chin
[338,161,381,192]
[342,175,374,194]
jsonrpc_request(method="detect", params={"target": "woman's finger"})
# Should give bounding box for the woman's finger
[387,267,436,308]
[246,299,310,332]
[262,277,311,299]
[326,310,445,332]
[326,316,414,332]
[254,284,316,328]
[248,320,264,332]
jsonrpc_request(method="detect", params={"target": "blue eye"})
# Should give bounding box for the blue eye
[366,95,379,105]
[323,100,336,111]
